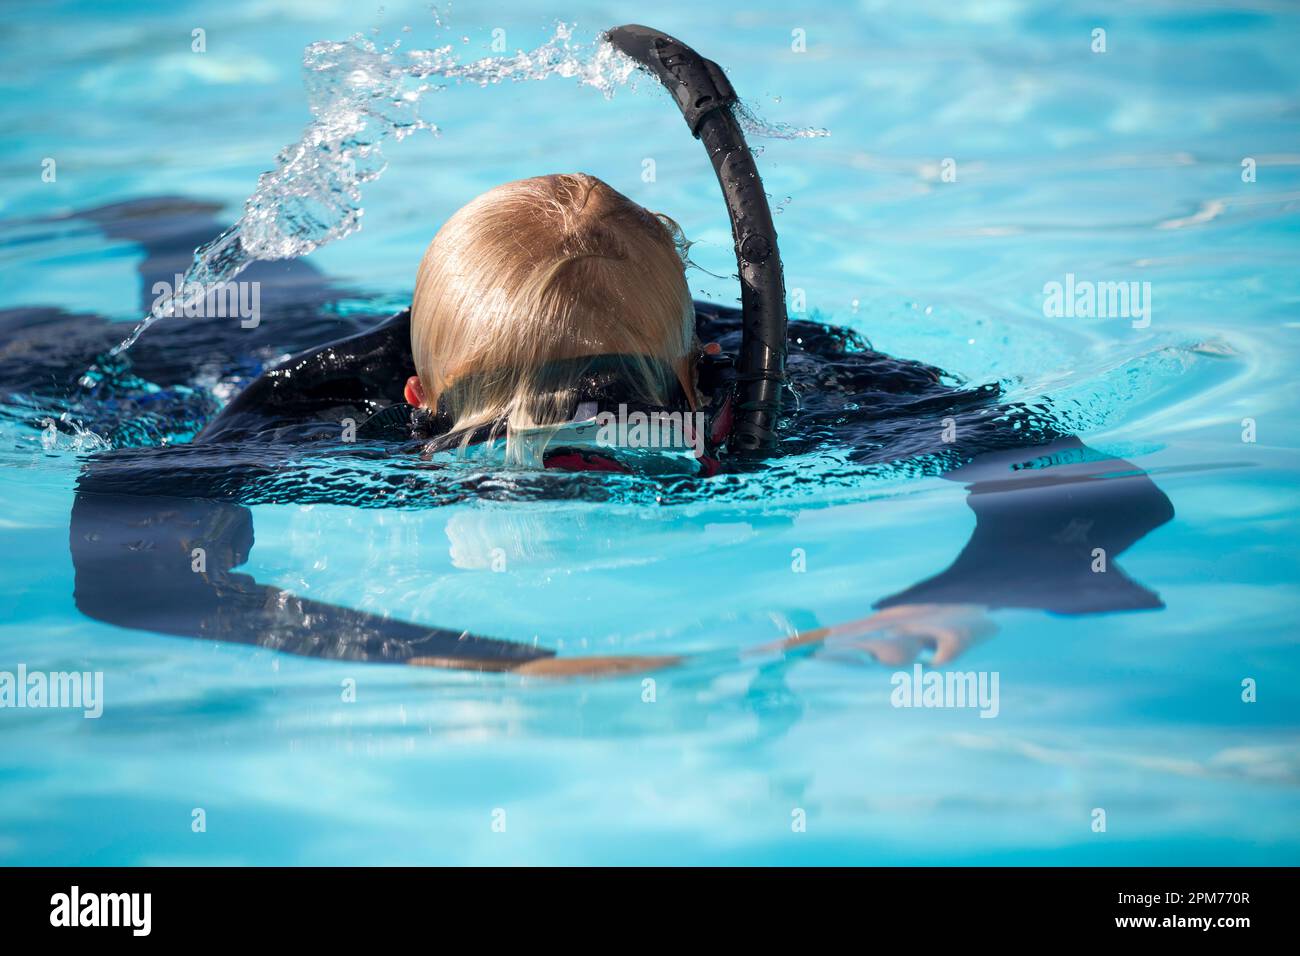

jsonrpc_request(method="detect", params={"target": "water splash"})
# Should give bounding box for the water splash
[82,22,827,383]
[88,24,630,373]
[37,415,112,455]
[733,100,830,141]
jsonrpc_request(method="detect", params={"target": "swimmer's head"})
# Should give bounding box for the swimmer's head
[407,173,695,457]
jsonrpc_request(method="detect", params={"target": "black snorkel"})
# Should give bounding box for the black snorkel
[604,24,788,457]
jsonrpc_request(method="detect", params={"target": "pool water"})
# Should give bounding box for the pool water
[1,0,1298,864]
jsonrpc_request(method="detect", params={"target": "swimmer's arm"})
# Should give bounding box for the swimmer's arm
[68,490,550,669]
[68,488,683,676]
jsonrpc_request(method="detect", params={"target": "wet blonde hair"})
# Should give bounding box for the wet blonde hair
[411,173,694,462]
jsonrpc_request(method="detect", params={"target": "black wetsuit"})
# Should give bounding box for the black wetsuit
[4,198,1173,668]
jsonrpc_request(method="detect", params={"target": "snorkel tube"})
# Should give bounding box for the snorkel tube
[604,24,787,457]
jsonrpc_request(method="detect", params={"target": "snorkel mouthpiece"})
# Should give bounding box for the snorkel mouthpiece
[605,24,788,457]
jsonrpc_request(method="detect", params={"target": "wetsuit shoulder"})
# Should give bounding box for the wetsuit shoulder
[196,309,414,444]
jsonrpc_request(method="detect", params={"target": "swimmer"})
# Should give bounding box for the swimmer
[55,25,1172,676]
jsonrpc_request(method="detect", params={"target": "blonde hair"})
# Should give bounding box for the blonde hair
[411,173,694,462]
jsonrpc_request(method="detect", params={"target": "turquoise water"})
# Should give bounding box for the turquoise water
[2,0,1298,864]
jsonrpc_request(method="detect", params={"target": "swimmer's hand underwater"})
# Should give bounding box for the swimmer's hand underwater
[503,604,994,678]
[753,604,997,666]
